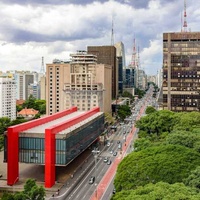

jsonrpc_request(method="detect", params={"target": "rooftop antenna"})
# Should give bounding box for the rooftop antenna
[131,35,137,68]
[137,46,140,69]
[111,16,114,46]
[181,12,183,32]
[183,0,187,32]
[40,56,45,74]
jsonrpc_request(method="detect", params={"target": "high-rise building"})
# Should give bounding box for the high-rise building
[163,32,200,111]
[115,42,126,95]
[14,72,34,100]
[39,75,46,100]
[46,51,112,115]
[28,83,40,99]
[46,61,70,115]
[124,67,135,88]
[87,46,118,99]
[0,77,16,120]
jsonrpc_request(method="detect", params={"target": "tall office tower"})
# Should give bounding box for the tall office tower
[87,46,118,99]
[124,67,135,88]
[28,83,40,99]
[163,32,200,111]
[115,42,126,95]
[46,52,112,115]
[0,77,16,120]
[117,56,123,95]
[14,72,34,100]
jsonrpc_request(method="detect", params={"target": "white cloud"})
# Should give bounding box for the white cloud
[0,0,200,75]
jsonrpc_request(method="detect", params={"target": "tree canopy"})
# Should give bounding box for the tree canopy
[111,182,200,200]
[135,110,176,139]
[114,144,200,191]
[184,166,200,192]
[2,179,45,200]
[166,131,200,150]
[145,106,156,115]
[117,105,131,121]
[114,108,200,199]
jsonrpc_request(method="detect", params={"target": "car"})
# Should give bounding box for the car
[107,160,112,165]
[104,157,108,163]
[118,144,122,149]
[113,188,116,194]
[89,176,95,184]
[113,152,117,156]
[117,140,120,144]
[110,150,113,154]
[107,142,111,147]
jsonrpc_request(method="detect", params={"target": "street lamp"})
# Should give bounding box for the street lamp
[92,147,100,199]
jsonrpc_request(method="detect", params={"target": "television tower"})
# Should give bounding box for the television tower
[130,37,137,68]
[183,0,187,32]
[111,17,114,46]
[40,56,45,74]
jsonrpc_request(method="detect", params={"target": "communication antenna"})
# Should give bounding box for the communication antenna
[131,36,137,68]
[40,56,45,74]
[111,17,114,46]
[183,0,187,32]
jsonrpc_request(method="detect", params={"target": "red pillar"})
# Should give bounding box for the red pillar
[45,129,56,188]
[7,127,19,185]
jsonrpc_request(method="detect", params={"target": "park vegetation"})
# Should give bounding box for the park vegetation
[112,109,200,200]
[1,179,45,200]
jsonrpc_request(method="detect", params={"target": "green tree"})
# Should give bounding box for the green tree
[114,144,200,191]
[135,88,146,99]
[22,95,36,109]
[121,91,134,103]
[136,110,176,139]
[0,117,11,135]
[2,179,45,200]
[174,112,200,131]
[35,100,46,114]
[184,166,200,192]
[111,182,200,200]
[145,106,156,115]
[117,105,131,121]
[166,131,200,149]
[23,179,45,199]
[133,138,152,152]
[16,104,23,112]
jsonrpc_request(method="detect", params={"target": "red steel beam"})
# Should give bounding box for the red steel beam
[45,107,100,188]
[7,107,77,186]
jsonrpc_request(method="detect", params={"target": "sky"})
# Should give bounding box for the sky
[0,0,200,75]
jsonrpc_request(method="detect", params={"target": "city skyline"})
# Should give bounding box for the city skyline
[0,0,200,75]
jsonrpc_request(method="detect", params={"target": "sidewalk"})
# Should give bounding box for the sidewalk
[0,149,92,198]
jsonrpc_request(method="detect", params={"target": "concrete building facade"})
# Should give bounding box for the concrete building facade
[163,32,200,111]
[46,51,112,115]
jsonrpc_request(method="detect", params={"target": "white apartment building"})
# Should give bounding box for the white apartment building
[0,77,16,120]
